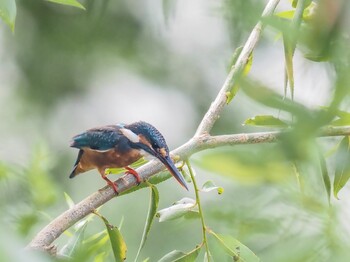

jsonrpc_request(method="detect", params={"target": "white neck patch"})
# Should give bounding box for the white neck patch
[120,128,140,143]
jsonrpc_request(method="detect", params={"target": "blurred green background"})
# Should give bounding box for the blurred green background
[1,0,350,261]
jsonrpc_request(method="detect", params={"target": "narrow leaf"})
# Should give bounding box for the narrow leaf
[334,109,350,119]
[158,245,201,262]
[283,35,295,100]
[333,136,350,199]
[226,46,253,104]
[135,185,159,261]
[318,152,331,204]
[46,0,86,10]
[201,180,224,194]
[64,192,75,209]
[98,215,127,262]
[292,0,312,8]
[330,118,350,127]
[292,162,305,195]
[243,115,288,128]
[227,46,243,71]
[180,165,193,183]
[330,109,350,126]
[275,10,295,19]
[59,221,88,257]
[94,252,108,262]
[0,0,16,32]
[157,198,197,222]
[209,231,260,262]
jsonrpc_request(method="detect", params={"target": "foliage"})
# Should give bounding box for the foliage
[1,0,350,261]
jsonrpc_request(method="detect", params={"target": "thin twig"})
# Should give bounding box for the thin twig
[186,160,211,261]
[194,0,281,136]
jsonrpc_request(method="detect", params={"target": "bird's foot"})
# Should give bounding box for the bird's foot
[107,180,119,194]
[125,166,142,185]
[101,173,119,194]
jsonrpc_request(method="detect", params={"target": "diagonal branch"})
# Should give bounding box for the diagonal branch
[28,0,283,252]
[194,0,281,136]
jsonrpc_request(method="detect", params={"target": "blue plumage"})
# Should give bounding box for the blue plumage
[69,121,188,192]
[71,125,122,151]
[126,121,169,152]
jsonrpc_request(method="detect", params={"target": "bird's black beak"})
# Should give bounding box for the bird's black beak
[158,154,188,191]
[139,144,188,190]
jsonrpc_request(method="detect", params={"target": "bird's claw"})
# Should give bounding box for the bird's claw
[125,167,142,185]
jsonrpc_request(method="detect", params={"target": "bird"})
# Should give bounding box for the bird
[69,121,188,193]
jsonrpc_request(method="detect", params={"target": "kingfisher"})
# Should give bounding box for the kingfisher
[69,121,188,193]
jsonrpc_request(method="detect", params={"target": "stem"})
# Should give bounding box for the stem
[186,159,210,261]
[194,0,281,136]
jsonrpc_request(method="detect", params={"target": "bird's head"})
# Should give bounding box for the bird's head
[119,121,188,190]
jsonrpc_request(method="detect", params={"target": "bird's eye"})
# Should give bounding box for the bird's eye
[157,147,167,158]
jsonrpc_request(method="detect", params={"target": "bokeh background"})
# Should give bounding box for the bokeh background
[1,0,350,261]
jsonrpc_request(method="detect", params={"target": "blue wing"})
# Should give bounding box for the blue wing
[70,125,122,151]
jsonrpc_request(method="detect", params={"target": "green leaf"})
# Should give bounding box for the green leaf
[276,4,314,21]
[333,136,350,199]
[59,221,88,257]
[318,152,331,204]
[97,215,127,262]
[121,171,170,196]
[135,184,159,261]
[0,0,16,32]
[329,110,350,126]
[200,180,224,194]
[243,115,289,128]
[292,0,312,9]
[275,10,295,19]
[107,157,148,175]
[334,109,350,119]
[227,46,243,71]
[284,0,312,100]
[94,252,109,262]
[180,165,193,183]
[45,0,86,10]
[157,198,198,222]
[292,162,305,195]
[330,118,350,126]
[158,245,201,262]
[239,78,309,119]
[226,49,253,104]
[283,35,295,100]
[84,231,110,256]
[197,147,292,184]
[64,192,75,209]
[326,106,350,126]
[209,231,260,262]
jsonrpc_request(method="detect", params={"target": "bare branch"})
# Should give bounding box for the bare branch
[194,0,281,136]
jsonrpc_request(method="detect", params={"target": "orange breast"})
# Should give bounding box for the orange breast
[76,148,143,175]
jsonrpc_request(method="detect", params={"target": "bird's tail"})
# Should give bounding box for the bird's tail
[69,149,84,178]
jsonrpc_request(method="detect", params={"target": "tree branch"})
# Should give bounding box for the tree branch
[28,0,284,252]
[27,125,350,250]
[194,0,281,136]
